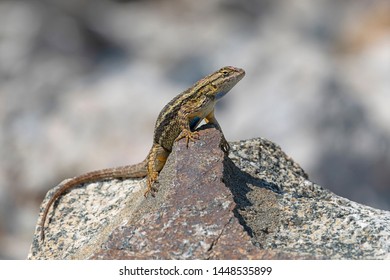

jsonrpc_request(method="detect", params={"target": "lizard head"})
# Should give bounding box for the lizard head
[212,66,245,100]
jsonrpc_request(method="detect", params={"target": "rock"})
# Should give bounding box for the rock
[28,126,390,259]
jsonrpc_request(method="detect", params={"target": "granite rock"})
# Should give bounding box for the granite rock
[28,127,390,259]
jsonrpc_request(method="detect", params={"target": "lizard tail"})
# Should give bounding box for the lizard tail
[39,159,148,241]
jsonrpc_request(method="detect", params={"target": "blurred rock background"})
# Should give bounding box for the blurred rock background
[0,0,389,259]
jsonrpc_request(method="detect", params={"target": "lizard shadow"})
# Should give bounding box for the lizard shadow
[222,155,282,238]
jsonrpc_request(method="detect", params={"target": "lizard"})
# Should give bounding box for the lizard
[39,65,245,241]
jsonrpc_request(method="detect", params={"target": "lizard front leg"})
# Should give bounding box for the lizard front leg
[205,110,230,153]
[144,143,169,196]
[175,93,216,147]
[175,103,201,146]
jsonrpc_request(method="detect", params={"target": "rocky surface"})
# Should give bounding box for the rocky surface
[29,127,390,259]
[1,0,389,259]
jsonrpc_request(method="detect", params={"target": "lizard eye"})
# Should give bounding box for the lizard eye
[221,70,230,77]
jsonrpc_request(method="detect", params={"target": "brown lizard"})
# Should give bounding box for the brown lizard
[39,66,245,241]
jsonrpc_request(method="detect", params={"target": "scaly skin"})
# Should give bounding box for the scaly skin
[40,66,245,241]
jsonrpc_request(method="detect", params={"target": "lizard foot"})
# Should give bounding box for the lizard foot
[144,171,159,197]
[220,137,230,154]
[176,129,200,147]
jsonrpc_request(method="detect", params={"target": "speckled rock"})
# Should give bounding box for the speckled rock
[28,126,390,259]
[227,138,390,259]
